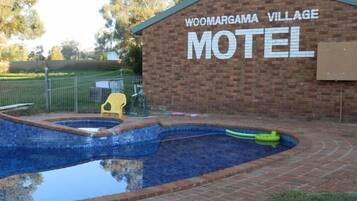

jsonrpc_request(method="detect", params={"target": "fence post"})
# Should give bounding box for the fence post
[339,86,344,123]
[74,76,78,113]
[44,67,50,112]
[49,79,52,112]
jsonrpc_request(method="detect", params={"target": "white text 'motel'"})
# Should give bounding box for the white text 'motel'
[187,27,315,60]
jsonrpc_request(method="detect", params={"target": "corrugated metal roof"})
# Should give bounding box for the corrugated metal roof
[131,0,357,35]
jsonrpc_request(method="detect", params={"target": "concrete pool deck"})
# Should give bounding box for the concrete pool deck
[20,113,357,201]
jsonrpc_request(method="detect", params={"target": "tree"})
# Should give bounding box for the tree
[61,40,80,60]
[96,0,174,74]
[28,45,45,61]
[48,46,64,60]
[0,0,44,62]
[0,44,28,62]
[78,50,96,60]
[95,29,114,53]
[0,0,44,40]
[173,0,185,4]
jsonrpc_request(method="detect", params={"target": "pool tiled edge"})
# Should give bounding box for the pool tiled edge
[0,112,97,137]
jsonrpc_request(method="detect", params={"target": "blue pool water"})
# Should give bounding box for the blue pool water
[55,119,120,130]
[0,129,296,201]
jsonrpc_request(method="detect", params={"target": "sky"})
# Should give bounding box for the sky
[25,0,108,54]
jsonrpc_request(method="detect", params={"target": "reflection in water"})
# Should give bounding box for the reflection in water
[0,142,159,180]
[101,160,143,192]
[0,174,42,201]
[32,161,128,201]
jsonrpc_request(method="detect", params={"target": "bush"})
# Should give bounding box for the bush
[124,45,142,75]
[267,191,357,201]
[0,62,9,73]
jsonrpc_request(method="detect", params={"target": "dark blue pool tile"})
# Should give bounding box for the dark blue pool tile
[0,118,296,150]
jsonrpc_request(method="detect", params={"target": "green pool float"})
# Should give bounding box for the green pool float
[226,129,256,139]
[255,131,280,142]
[226,129,281,143]
[255,140,280,148]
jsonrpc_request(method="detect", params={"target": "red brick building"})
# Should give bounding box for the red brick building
[132,0,357,121]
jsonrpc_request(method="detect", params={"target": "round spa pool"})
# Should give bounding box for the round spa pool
[0,125,297,201]
[55,119,120,132]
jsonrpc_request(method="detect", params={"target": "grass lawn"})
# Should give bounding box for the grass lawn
[0,72,74,80]
[0,69,138,115]
[267,191,357,201]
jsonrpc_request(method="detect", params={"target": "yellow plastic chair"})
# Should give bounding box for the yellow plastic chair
[101,93,127,119]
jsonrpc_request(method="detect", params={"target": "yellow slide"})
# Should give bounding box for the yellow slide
[101,93,127,119]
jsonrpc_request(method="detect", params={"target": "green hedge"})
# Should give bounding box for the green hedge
[9,60,124,73]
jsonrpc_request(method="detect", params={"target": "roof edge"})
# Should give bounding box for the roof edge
[131,0,199,35]
[132,0,356,35]
[336,0,357,6]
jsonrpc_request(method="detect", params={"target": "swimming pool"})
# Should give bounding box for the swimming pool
[0,123,296,201]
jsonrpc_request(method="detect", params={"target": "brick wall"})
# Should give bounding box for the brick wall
[142,0,357,121]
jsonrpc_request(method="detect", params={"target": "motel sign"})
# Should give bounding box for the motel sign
[187,9,319,60]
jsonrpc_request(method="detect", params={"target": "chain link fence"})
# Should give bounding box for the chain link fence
[0,71,146,115]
